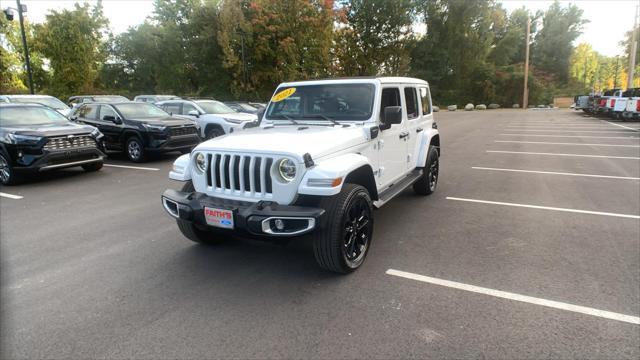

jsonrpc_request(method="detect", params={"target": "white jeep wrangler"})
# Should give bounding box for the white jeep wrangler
[161,77,441,273]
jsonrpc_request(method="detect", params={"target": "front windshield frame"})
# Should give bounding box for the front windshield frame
[0,106,71,127]
[10,97,69,110]
[265,83,376,122]
[113,103,170,119]
[195,100,236,114]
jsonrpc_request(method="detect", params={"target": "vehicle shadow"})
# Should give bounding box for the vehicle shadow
[104,150,184,164]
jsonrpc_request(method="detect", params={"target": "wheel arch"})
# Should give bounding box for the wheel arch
[298,153,377,200]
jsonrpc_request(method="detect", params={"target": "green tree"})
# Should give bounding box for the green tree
[33,1,109,99]
[219,0,334,99]
[532,0,587,82]
[333,0,415,76]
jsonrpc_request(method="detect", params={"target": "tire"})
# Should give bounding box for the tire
[176,181,224,245]
[82,161,103,172]
[413,145,439,195]
[313,184,374,274]
[125,136,146,162]
[0,153,20,185]
[205,127,225,139]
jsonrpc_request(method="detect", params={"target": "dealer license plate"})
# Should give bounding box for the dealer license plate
[204,207,234,229]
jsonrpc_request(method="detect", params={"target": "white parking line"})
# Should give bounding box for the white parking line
[103,164,160,171]
[508,125,615,127]
[500,134,640,139]
[386,269,640,325]
[495,140,640,148]
[505,129,631,134]
[471,167,640,180]
[446,196,640,219]
[600,120,640,132]
[0,192,23,200]
[487,150,640,160]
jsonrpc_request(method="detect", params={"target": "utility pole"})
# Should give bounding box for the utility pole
[628,4,638,89]
[614,57,620,89]
[523,17,531,109]
[16,0,34,94]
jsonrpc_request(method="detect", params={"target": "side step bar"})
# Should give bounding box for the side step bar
[373,169,423,208]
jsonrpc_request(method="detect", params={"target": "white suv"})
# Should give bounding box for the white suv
[161,77,441,273]
[156,99,258,138]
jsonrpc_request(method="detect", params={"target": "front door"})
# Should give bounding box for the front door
[377,87,408,188]
[97,105,125,150]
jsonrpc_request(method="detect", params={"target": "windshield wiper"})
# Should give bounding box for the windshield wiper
[271,114,299,125]
[301,114,339,125]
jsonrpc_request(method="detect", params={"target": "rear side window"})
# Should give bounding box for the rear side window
[404,87,419,119]
[77,104,98,119]
[419,87,432,115]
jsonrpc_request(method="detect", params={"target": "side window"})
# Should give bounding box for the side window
[404,87,419,119]
[163,103,181,115]
[380,88,401,119]
[182,103,197,115]
[77,104,98,119]
[419,87,432,115]
[99,105,118,120]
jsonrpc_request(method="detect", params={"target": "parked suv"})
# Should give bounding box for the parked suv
[0,104,105,185]
[224,101,259,114]
[156,99,258,139]
[161,77,441,273]
[0,95,72,117]
[70,102,200,162]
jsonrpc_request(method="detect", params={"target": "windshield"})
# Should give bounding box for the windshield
[0,106,70,126]
[195,101,236,114]
[114,103,169,119]
[266,84,375,121]
[10,97,69,110]
[95,96,129,102]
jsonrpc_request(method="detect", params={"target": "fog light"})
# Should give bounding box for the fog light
[17,151,23,158]
[274,219,285,230]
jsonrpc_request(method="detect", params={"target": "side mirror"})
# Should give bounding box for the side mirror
[380,106,402,130]
[257,108,265,123]
[187,110,200,118]
[103,115,122,124]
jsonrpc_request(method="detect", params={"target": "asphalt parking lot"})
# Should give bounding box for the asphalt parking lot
[1,109,638,359]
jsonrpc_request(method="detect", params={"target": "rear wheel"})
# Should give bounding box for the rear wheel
[313,184,373,273]
[82,161,103,172]
[413,145,439,195]
[176,181,225,245]
[126,137,146,162]
[0,153,20,185]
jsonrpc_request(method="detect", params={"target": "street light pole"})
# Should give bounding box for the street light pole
[628,4,638,89]
[522,17,531,109]
[16,0,34,94]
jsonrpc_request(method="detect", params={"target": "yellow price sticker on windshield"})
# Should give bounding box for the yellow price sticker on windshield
[271,88,296,102]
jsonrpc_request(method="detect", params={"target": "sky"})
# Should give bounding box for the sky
[0,0,635,57]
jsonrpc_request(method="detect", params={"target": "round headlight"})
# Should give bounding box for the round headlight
[277,158,296,182]
[194,152,206,174]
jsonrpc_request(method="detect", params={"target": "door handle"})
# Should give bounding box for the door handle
[399,132,409,139]
[416,127,423,133]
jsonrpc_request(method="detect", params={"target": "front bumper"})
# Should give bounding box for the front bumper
[147,134,201,152]
[161,189,324,237]
[12,147,105,173]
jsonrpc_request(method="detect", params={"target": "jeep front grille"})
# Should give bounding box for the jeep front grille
[44,135,96,151]
[206,153,274,196]
[169,126,198,137]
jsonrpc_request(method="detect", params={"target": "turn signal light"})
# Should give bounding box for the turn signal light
[332,177,343,187]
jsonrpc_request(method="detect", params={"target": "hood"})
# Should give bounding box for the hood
[130,116,195,126]
[205,112,257,121]
[195,125,369,160]
[2,121,96,137]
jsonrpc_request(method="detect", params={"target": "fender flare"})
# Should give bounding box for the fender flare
[417,129,440,167]
[169,153,193,181]
[298,153,376,198]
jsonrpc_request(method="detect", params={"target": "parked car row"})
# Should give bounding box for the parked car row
[574,88,640,120]
[1,94,262,184]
